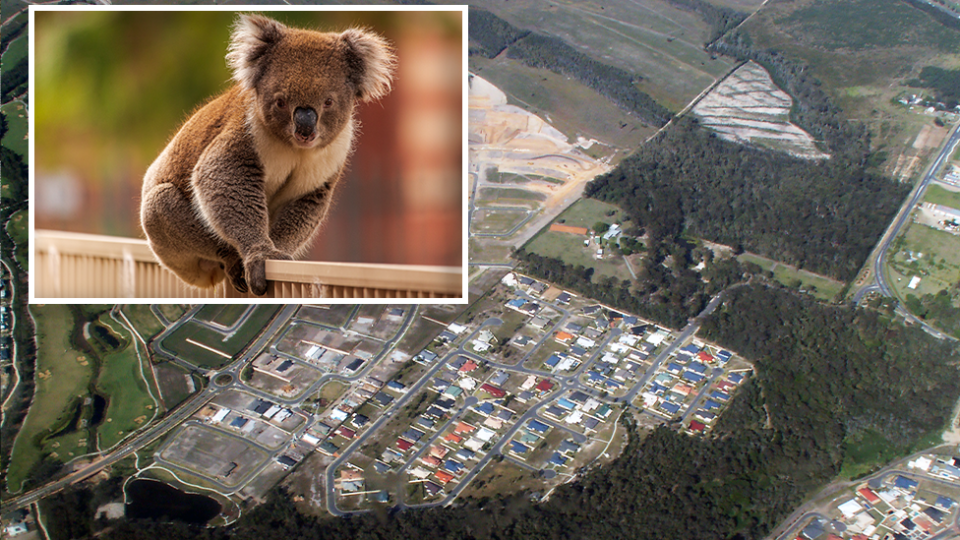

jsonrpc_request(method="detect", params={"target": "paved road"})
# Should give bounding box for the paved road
[853,122,960,342]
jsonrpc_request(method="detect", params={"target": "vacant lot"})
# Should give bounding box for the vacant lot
[154,363,196,409]
[549,198,623,229]
[472,207,531,236]
[195,305,249,328]
[120,304,167,341]
[925,184,960,210]
[160,305,280,369]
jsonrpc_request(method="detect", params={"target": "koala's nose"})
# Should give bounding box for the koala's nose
[294,107,317,135]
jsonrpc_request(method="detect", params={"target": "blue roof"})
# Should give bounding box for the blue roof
[703,399,721,410]
[549,452,568,466]
[688,361,707,374]
[660,401,681,415]
[556,398,576,410]
[717,350,732,360]
[417,417,436,428]
[728,373,744,383]
[936,495,955,509]
[402,428,424,441]
[605,379,622,388]
[587,371,604,382]
[546,405,565,417]
[420,350,438,361]
[230,417,248,428]
[456,448,475,460]
[710,390,730,401]
[681,371,705,383]
[545,355,561,367]
[680,344,700,355]
[570,346,587,356]
[506,299,526,308]
[667,362,684,373]
[528,419,550,433]
[893,475,918,490]
[444,459,464,473]
[510,441,529,454]
[373,461,391,473]
[387,380,406,390]
[650,383,667,395]
[475,402,495,415]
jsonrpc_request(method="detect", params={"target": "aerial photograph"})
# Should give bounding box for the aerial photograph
[2,1,960,540]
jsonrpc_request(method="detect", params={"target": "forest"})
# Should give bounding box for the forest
[663,0,746,44]
[907,66,960,109]
[42,286,960,540]
[584,117,909,282]
[468,8,670,126]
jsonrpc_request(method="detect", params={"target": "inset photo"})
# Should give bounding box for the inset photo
[29,6,466,303]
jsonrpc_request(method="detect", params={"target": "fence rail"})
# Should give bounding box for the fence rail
[34,230,462,300]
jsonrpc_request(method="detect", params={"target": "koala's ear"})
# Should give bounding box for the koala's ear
[340,28,396,103]
[227,14,287,91]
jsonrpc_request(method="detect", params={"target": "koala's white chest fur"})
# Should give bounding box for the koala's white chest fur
[253,118,355,216]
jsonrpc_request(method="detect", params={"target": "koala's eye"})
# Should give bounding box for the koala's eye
[323,98,334,109]
[275,98,287,110]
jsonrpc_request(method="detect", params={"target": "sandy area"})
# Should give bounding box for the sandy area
[693,61,830,160]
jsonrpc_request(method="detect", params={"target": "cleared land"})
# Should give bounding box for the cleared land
[693,61,829,160]
[195,305,249,328]
[924,183,960,209]
[478,0,738,112]
[119,304,167,341]
[160,305,280,369]
[741,0,960,178]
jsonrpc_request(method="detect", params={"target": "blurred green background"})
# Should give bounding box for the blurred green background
[34,10,464,267]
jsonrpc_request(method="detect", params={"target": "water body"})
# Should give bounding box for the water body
[89,393,107,427]
[125,479,221,524]
[92,323,121,349]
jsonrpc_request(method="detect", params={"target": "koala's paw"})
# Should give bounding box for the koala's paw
[244,248,293,296]
[225,259,248,294]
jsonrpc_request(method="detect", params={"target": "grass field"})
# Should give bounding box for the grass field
[738,252,845,301]
[888,221,960,301]
[160,305,280,369]
[471,56,653,154]
[924,184,960,210]
[471,207,530,235]
[153,363,196,409]
[469,238,515,264]
[479,0,737,112]
[550,198,623,229]
[195,304,249,328]
[157,304,189,323]
[477,187,546,204]
[7,306,96,492]
[5,208,27,244]
[1,101,28,158]
[839,429,902,479]
[119,304,167,341]
[94,315,158,449]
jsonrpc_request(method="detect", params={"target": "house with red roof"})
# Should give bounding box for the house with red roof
[857,487,881,504]
[435,470,455,484]
[688,420,706,434]
[536,379,555,393]
[396,438,414,451]
[480,383,506,398]
[697,351,714,363]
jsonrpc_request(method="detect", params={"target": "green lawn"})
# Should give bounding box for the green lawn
[888,221,960,300]
[157,304,189,323]
[738,253,845,301]
[7,306,96,492]
[839,428,902,479]
[526,230,633,283]
[160,305,280,368]
[195,304,249,327]
[120,304,167,341]
[1,101,28,158]
[471,207,530,235]
[550,198,624,229]
[94,315,159,449]
[924,184,960,210]
[5,208,27,245]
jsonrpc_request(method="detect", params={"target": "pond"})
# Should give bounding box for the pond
[125,479,221,524]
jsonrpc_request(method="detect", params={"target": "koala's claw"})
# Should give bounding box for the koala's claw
[225,259,248,294]
[245,249,292,296]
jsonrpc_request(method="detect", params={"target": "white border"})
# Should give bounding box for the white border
[28,4,469,305]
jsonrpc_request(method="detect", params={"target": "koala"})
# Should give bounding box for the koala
[140,14,395,296]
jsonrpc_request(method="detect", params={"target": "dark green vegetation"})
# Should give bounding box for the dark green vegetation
[469,8,670,126]
[157,306,280,369]
[907,66,960,109]
[905,290,960,339]
[663,0,746,44]
[54,287,958,540]
[585,118,909,282]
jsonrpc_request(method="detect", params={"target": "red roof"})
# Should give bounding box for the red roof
[480,384,505,398]
[444,432,463,443]
[536,380,554,392]
[555,331,574,342]
[459,360,478,373]
[396,438,414,451]
[454,422,475,434]
[697,351,714,362]
[689,420,706,433]
[435,470,455,484]
[335,426,356,439]
[421,456,442,467]
[857,487,880,504]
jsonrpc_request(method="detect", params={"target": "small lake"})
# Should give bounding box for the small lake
[125,479,221,524]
